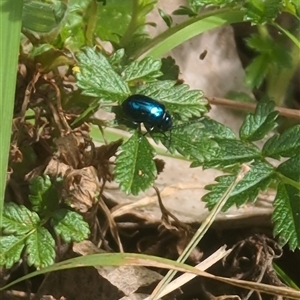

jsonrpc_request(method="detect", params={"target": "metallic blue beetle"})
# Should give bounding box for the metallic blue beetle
[122,94,172,131]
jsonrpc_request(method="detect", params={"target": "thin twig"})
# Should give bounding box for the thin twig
[207,96,300,119]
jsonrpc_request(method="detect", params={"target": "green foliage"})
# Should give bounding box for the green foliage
[262,125,300,158]
[0,0,23,233]
[73,44,300,249]
[74,48,207,195]
[51,209,90,243]
[165,0,299,108]
[72,44,300,247]
[199,102,300,249]
[22,0,67,34]
[134,81,207,120]
[158,8,173,28]
[115,132,157,195]
[272,183,300,251]
[239,101,279,141]
[245,33,292,89]
[75,48,130,100]
[3,0,300,278]
[203,161,275,211]
[244,0,283,23]
[123,57,163,82]
[1,177,90,268]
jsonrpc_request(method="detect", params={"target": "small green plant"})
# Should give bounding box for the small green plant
[1,0,300,279]
[1,176,90,268]
[73,47,300,251]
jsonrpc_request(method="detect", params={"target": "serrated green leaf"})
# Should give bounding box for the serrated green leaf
[246,33,272,52]
[277,154,300,182]
[245,54,269,89]
[26,227,56,268]
[245,33,292,70]
[51,209,90,243]
[0,235,26,269]
[193,139,261,169]
[201,118,236,139]
[75,47,130,101]
[29,175,59,214]
[272,183,300,250]
[203,161,274,210]
[239,101,278,141]
[157,121,219,163]
[115,132,157,195]
[262,124,300,158]
[2,202,40,235]
[244,0,282,23]
[123,57,162,82]
[135,81,207,120]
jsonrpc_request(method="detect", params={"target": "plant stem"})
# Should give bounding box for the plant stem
[276,172,300,190]
[119,0,140,48]
[266,42,300,106]
[133,8,244,59]
[85,0,98,47]
[0,0,23,229]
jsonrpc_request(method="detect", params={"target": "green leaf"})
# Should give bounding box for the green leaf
[134,10,244,59]
[58,0,89,50]
[0,235,26,269]
[187,0,236,8]
[123,57,163,82]
[115,132,157,195]
[245,54,269,89]
[172,6,198,17]
[272,183,300,250]
[96,0,132,43]
[246,33,271,52]
[158,121,219,163]
[283,0,300,18]
[2,202,40,235]
[75,47,130,101]
[51,209,90,243]
[135,81,207,120]
[22,0,67,33]
[239,101,279,141]
[262,124,300,158]
[201,118,236,139]
[26,227,56,268]
[246,33,292,69]
[193,139,261,169]
[244,0,282,23]
[29,175,59,214]
[0,0,23,232]
[203,161,274,210]
[158,8,173,28]
[277,154,300,182]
